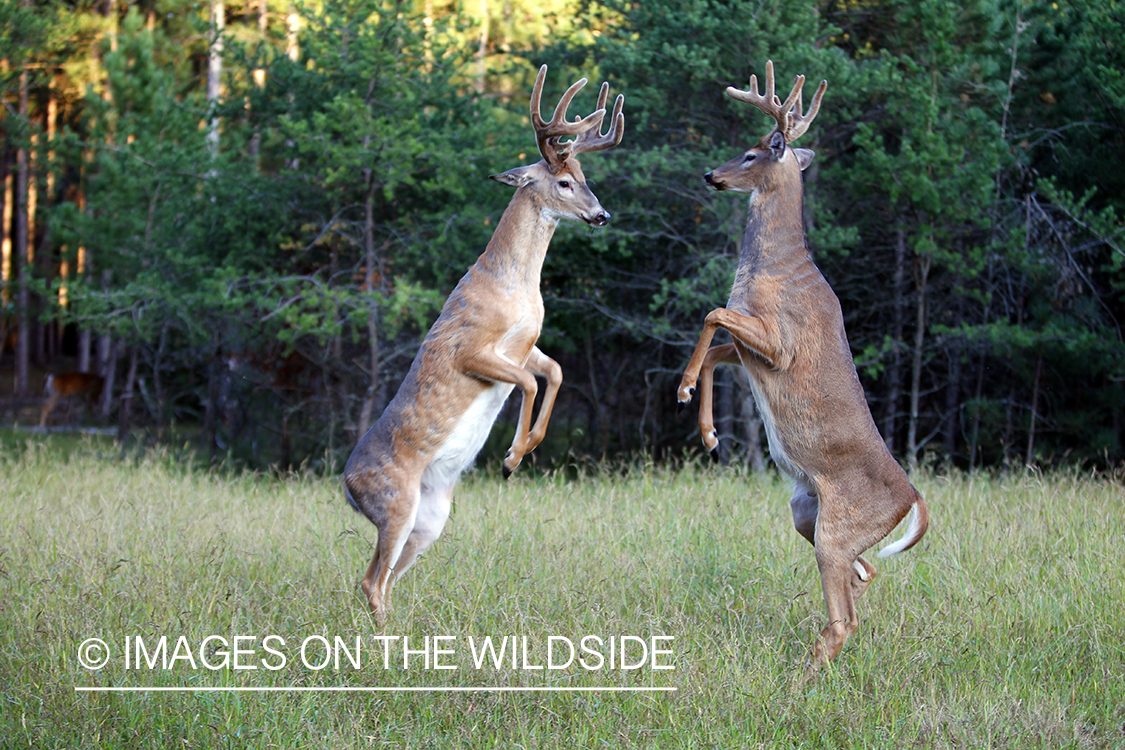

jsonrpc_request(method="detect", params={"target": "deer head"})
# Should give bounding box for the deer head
[490,65,625,226]
[704,60,827,194]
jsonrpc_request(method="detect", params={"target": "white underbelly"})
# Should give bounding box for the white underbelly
[745,374,805,482]
[421,383,515,493]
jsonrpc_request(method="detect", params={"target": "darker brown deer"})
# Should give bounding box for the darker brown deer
[677,61,929,674]
[344,66,624,624]
[39,372,105,427]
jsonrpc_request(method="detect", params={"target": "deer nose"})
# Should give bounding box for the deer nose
[590,210,610,227]
[704,171,716,185]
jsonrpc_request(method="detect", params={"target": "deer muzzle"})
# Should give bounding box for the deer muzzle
[703,171,725,190]
[585,210,611,227]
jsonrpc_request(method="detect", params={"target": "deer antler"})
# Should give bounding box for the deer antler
[725,60,827,143]
[530,65,609,173]
[567,81,625,157]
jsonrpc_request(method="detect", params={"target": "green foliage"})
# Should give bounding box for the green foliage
[9,0,1125,468]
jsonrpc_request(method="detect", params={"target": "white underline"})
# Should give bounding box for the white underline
[75,686,676,693]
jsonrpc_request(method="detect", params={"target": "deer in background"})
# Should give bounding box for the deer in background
[677,61,929,674]
[344,65,624,624]
[39,372,105,427]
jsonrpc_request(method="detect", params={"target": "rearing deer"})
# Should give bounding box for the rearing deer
[344,66,624,624]
[677,61,929,673]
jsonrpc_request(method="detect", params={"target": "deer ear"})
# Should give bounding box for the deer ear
[768,130,787,159]
[490,165,536,188]
[794,148,815,171]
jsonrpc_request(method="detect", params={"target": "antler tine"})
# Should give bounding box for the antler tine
[726,60,789,136]
[726,60,823,143]
[530,64,605,172]
[785,78,827,143]
[763,58,777,106]
[567,82,625,157]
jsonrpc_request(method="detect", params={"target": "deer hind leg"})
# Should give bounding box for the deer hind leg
[791,481,877,602]
[808,547,860,674]
[805,475,912,673]
[391,480,453,585]
[350,477,421,627]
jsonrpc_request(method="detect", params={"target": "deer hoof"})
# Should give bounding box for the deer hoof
[502,452,518,479]
[676,386,695,410]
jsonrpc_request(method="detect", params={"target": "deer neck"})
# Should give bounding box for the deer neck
[475,190,559,290]
[737,178,810,280]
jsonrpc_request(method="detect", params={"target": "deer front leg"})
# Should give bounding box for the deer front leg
[697,343,740,454]
[460,350,540,479]
[522,346,563,455]
[678,308,781,405]
[39,393,61,428]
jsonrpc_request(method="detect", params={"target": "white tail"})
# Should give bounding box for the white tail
[677,61,928,674]
[877,502,928,558]
[343,66,624,625]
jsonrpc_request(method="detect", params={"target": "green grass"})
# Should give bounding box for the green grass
[1,441,1123,748]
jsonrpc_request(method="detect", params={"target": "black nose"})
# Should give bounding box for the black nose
[590,211,610,227]
[704,172,715,185]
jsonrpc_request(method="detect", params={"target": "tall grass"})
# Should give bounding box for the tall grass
[1,441,1122,748]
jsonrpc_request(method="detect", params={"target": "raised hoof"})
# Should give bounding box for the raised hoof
[676,386,695,411]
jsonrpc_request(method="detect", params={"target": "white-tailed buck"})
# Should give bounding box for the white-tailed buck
[344,66,624,624]
[677,61,929,673]
[39,372,105,427]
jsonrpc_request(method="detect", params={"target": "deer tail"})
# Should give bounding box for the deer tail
[877,496,929,558]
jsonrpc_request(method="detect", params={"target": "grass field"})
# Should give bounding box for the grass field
[1,439,1123,748]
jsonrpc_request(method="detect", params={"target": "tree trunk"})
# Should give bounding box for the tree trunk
[30,139,48,368]
[357,180,383,438]
[1026,353,1043,466]
[98,334,117,419]
[2,158,11,306]
[475,0,489,94]
[585,335,609,461]
[48,75,65,355]
[206,0,224,158]
[117,346,138,445]
[715,367,733,464]
[286,6,299,61]
[153,328,167,438]
[75,155,92,371]
[249,0,267,164]
[906,254,931,469]
[203,340,220,460]
[96,268,114,407]
[944,340,962,463]
[968,352,986,469]
[14,68,30,396]
[883,227,907,452]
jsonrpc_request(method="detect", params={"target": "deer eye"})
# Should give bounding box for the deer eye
[559,180,571,189]
[744,153,756,163]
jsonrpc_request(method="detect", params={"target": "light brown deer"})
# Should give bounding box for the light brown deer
[677,61,929,674]
[344,66,624,624]
[39,372,105,427]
